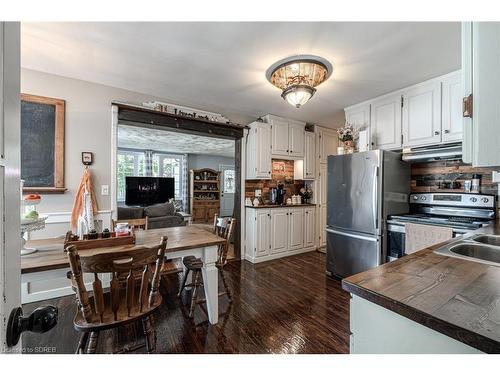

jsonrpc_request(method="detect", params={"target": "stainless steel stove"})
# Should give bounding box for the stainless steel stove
[386,192,496,260]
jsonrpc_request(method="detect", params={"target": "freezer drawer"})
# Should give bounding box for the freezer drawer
[326,227,382,278]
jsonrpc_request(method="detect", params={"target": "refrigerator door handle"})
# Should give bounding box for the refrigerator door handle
[326,228,379,242]
[372,165,379,230]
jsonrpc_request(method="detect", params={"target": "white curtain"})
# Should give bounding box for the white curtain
[181,154,188,212]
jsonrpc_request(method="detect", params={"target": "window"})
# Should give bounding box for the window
[154,154,183,199]
[117,149,184,203]
[117,150,145,202]
[223,169,235,193]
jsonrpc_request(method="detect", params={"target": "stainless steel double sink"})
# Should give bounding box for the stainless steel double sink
[434,234,500,267]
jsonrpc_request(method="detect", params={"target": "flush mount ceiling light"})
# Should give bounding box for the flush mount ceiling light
[266,55,333,108]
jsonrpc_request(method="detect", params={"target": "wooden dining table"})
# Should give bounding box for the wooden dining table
[21,226,226,324]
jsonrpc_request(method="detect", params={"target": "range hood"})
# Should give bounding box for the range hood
[401,142,462,162]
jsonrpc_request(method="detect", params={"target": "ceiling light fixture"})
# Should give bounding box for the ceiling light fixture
[266,55,333,108]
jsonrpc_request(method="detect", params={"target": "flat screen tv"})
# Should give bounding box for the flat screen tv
[125,176,175,206]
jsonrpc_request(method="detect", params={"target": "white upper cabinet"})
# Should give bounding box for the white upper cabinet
[402,81,441,147]
[270,117,289,156]
[345,103,370,131]
[266,115,305,158]
[462,22,500,167]
[246,121,271,179]
[304,131,316,179]
[319,127,338,163]
[441,71,463,143]
[288,120,305,157]
[370,93,402,150]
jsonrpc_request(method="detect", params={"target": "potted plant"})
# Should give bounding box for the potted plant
[337,122,357,154]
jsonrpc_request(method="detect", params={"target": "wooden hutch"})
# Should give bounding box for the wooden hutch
[189,168,221,223]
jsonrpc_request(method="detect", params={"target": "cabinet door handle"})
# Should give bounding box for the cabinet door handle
[434,131,440,136]
[444,129,450,134]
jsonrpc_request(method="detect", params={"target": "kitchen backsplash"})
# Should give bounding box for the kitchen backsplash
[245,159,304,202]
[411,160,500,195]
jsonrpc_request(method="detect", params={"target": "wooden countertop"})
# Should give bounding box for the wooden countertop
[342,223,500,354]
[246,204,316,209]
[22,226,225,275]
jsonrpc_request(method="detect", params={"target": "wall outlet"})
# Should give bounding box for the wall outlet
[492,171,500,183]
[101,185,109,196]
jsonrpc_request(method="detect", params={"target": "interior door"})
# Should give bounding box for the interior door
[0,22,21,352]
[370,93,402,150]
[219,164,235,217]
[270,208,288,254]
[271,118,289,156]
[327,151,380,235]
[402,81,442,147]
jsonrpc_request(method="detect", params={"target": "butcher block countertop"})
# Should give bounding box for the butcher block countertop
[342,223,500,354]
[21,226,225,275]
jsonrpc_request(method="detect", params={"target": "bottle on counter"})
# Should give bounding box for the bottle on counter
[471,174,481,193]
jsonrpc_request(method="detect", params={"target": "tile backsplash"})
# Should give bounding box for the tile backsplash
[411,160,499,195]
[245,159,304,202]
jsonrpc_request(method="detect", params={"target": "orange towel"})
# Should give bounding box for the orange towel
[71,168,98,229]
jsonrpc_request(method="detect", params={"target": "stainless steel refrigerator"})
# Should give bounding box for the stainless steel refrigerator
[326,150,410,278]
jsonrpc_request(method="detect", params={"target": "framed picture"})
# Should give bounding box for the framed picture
[82,152,93,165]
[21,93,66,193]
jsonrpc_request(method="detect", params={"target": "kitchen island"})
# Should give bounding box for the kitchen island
[342,224,500,354]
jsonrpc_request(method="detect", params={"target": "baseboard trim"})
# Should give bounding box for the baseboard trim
[246,247,316,264]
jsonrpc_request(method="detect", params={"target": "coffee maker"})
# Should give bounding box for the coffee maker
[270,183,286,205]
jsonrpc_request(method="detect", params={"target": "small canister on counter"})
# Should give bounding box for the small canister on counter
[471,174,481,193]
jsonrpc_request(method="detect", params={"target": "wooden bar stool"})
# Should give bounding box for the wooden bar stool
[178,218,235,318]
[66,236,167,354]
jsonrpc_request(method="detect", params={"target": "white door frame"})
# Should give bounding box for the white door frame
[0,22,21,353]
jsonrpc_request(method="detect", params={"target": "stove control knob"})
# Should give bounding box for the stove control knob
[482,198,489,203]
[413,196,419,200]
[470,197,478,202]
[421,196,427,201]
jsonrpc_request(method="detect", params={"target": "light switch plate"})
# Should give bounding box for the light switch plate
[101,185,109,196]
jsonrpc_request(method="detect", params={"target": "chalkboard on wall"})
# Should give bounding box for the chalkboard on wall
[20,94,65,193]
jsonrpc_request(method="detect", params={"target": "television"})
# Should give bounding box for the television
[125,176,175,206]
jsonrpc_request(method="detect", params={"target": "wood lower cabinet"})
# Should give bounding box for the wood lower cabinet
[245,206,316,263]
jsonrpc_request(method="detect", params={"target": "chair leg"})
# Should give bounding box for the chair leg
[178,269,190,297]
[86,331,99,354]
[142,315,157,354]
[76,332,89,354]
[219,268,232,302]
[189,271,201,318]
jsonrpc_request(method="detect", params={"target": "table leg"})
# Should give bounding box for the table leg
[201,245,219,324]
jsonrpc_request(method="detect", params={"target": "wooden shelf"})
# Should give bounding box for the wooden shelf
[23,187,67,194]
[190,168,221,223]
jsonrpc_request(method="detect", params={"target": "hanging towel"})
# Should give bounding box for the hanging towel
[71,168,98,233]
[405,223,453,254]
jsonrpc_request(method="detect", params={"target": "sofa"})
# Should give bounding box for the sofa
[117,202,187,229]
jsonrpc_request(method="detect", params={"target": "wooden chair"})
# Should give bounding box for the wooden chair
[112,217,149,231]
[66,236,167,354]
[178,218,235,318]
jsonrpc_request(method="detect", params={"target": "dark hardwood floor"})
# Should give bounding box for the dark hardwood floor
[22,252,350,354]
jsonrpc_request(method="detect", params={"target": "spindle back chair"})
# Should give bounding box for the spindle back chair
[66,236,167,353]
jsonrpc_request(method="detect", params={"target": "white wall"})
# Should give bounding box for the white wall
[188,154,235,171]
[21,68,181,214]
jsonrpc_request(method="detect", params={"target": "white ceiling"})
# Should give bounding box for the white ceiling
[21,22,461,127]
[118,125,235,157]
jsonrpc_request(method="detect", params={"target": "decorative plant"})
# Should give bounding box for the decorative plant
[300,186,313,201]
[337,122,356,143]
